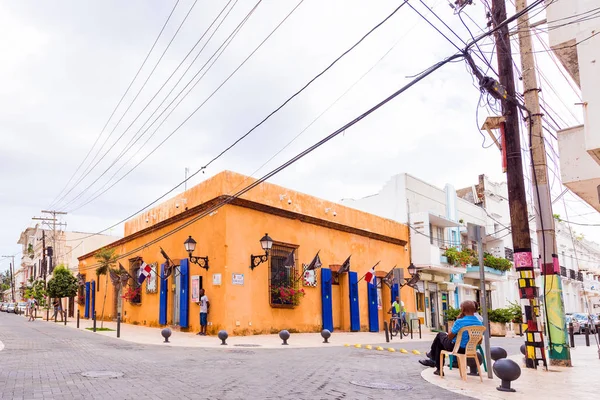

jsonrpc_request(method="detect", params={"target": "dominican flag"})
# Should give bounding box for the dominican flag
[306,252,322,271]
[138,262,152,285]
[365,262,379,285]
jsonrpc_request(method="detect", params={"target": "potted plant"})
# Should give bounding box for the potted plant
[270,285,305,306]
[487,308,513,337]
[506,301,523,335]
[444,306,461,332]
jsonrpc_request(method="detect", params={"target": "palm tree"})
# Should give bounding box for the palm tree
[94,247,118,328]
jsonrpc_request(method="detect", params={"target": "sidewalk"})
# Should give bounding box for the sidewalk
[30,313,435,349]
[421,345,600,399]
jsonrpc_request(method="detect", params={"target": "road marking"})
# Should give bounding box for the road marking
[0,340,4,352]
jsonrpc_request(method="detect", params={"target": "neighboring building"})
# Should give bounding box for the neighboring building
[342,173,518,330]
[547,0,600,212]
[15,226,119,309]
[76,171,412,335]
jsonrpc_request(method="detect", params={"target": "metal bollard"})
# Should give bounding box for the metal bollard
[383,321,389,343]
[93,310,97,332]
[569,323,575,348]
[117,312,121,338]
[46,308,49,321]
[418,319,422,339]
[399,319,403,340]
[585,326,590,347]
[77,309,80,329]
[64,311,67,326]
[597,324,600,344]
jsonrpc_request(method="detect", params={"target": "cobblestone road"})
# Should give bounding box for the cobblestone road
[0,312,526,400]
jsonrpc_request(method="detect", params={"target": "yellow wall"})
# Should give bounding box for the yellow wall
[79,171,412,335]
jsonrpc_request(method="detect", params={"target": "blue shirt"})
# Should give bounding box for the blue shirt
[451,315,483,348]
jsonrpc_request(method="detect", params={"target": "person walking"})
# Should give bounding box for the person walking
[28,297,37,322]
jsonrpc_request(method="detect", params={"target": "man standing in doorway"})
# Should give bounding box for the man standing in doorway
[197,289,210,336]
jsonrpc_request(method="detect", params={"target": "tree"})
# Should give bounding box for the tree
[95,247,119,328]
[47,265,78,299]
[25,279,47,308]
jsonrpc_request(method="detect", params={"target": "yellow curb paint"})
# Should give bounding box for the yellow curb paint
[365,345,372,350]
[344,344,350,347]
[387,348,396,352]
[354,344,362,348]
[400,349,408,353]
[376,346,384,351]
[412,350,421,355]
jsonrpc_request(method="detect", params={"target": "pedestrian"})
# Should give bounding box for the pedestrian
[52,299,63,322]
[418,300,483,375]
[28,297,37,322]
[196,288,210,336]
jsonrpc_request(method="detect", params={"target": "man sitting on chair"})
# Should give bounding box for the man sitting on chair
[419,300,483,375]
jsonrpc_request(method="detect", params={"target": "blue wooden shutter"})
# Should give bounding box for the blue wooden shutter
[179,259,189,328]
[159,263,168,325]
[349,271,360,331]
[321,268,333,331]
[391,283,399,305]
[84,282,90,318]
[367,278,379,332]
[91,281,96,318]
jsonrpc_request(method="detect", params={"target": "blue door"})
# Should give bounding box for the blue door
[91,281,96,318]
[367,278,379,332]
[84,282,90,318]
[321,268,333,331]
[391,283,399,305]
[159,263,168,325]
[349,272,360,331]
[179,259,189,328]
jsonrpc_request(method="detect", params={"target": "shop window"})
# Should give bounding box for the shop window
[269,244,298,307]
[416,292,425,312]
[129,258,142,304]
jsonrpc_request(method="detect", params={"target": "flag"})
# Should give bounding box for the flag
[138,261,152,285]
[338,255,351,274]
[364,262,379,285]
[306,252,322,271]
[283,250,295,269]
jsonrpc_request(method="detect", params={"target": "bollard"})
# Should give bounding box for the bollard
[64,311,67,326]
[77,309,80,329]
[585,326,590,347]
[117,312,121,338]
[279,330,290,345]
[383,321,389,343]
[597,324,600,344]
[418,319,422,339]
[399,319,403,340]
[569,322,575,348]
[46,308,49,321]
[93,310,97,333]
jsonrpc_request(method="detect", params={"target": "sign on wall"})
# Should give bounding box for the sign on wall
[232,273,244,286]
[191,276,201,302]
[146,263,158,294]
[212,273,222,286]
[303,264,317,287]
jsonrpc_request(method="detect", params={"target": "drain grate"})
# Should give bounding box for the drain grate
[81,371,124,379]
[226,349,255,354]
[350,381,412,391]
[233,344,262,347]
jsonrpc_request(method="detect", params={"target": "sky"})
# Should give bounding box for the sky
[1,0,598,272]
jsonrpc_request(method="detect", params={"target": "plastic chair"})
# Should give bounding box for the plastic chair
[440,326,486,382]
[449,343,487,373]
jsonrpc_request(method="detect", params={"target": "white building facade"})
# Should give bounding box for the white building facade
[342,173,518,329]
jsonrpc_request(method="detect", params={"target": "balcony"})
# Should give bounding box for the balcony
[560,266,567,277]
[413,245,467,276]
[577,272,584,282]
[569,269,576,280]
[464,265,506,282]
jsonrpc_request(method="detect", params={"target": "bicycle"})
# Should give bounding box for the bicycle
[388,312,409,337]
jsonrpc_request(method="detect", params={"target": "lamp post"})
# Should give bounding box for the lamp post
[399,263,420,289]
[184,236,209,270]
[250,233,273,270]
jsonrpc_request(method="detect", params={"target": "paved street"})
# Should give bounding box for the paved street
[0,313,546,400]
[0,314,446,399]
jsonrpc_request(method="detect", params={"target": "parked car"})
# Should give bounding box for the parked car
[572,313,596,334]
[0,302,8,312]
[17,302,28,315]
[6,303,17,313]
[565,314,581,334]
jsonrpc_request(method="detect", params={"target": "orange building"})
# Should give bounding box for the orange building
[77,171,413,335]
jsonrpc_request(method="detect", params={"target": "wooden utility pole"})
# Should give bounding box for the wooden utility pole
[515,0,571,367]
[490,0,547,368]
[2,255,16,302]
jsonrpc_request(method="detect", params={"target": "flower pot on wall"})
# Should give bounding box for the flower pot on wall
[490,321,507,337]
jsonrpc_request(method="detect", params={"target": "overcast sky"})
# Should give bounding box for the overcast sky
[1,0,597,271]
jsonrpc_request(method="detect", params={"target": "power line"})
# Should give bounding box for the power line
[48,0,182,210]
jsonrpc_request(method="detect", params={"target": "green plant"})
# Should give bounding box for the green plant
[25,279,47,308]
[473,253,512,272]
[27,244,35,259]
[47,265,78,299]
[95,247,119,328]
[270,285,305,306]
[553,213,562,222]
[444,306,461,321]
[487,308,513,324]
[85,327,115,332]
[506,301,523,323]
[443,247,477,267]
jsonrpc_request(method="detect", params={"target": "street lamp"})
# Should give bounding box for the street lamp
[407,262,417,277]
[401,262,420,289]
[250,233,273,270]
[184,236,209,270]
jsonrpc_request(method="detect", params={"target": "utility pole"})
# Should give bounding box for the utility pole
[490,0,547,368]
[515,0,571,367]
[2,255,16,302]
[41,210,67,270]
